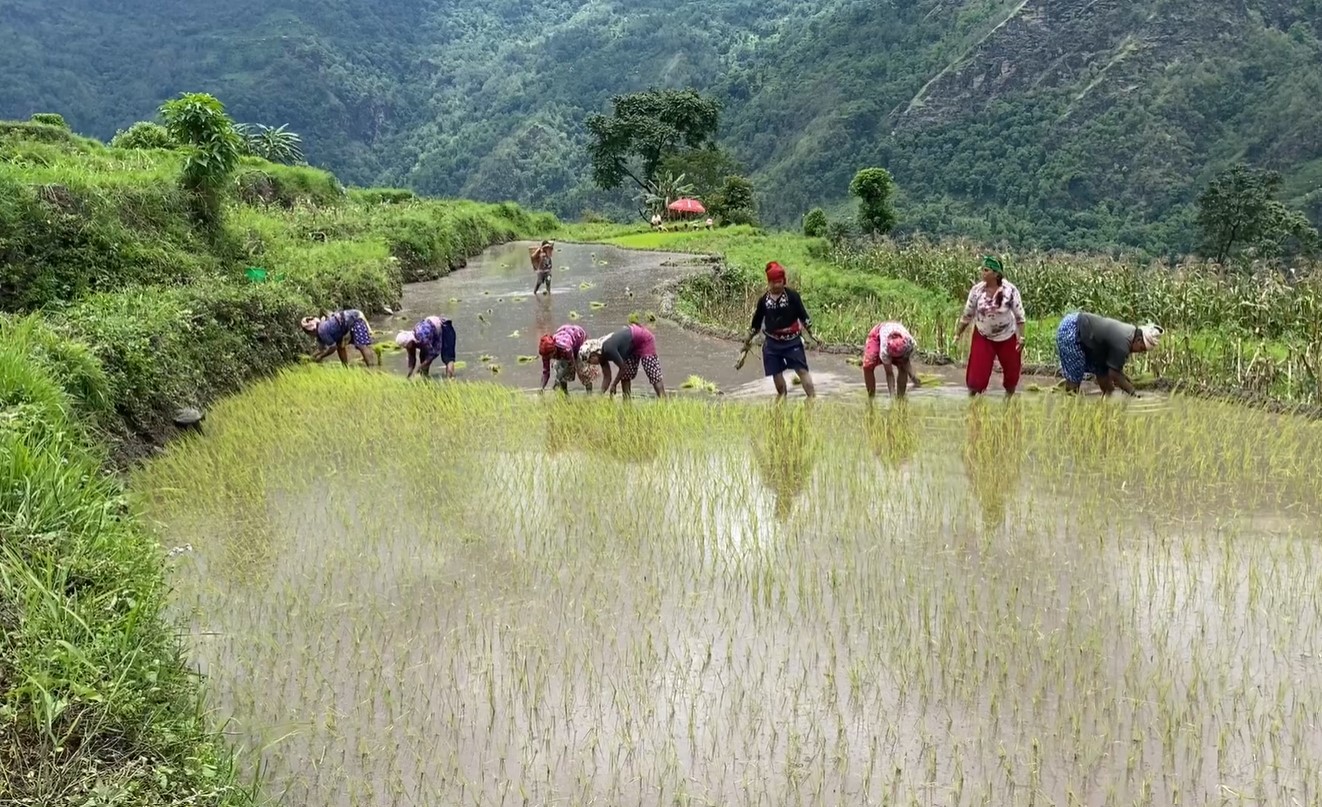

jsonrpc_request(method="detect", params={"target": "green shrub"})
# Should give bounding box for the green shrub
[350,187,416,205]
[29,112,69,129]
[110,121,175,150]
[803,208,829,238]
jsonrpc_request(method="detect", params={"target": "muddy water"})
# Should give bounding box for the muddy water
[146,388,1322,807]
[369,241,1011,399]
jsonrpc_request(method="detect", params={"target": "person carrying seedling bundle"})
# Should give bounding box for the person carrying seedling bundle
[863,321,921,399]
[531,240,555,295]
[538,324,594,394]
[301,309,375,367]
[955,256,1026,397]
[743,261,821,399]
[579,324,667,398]
[1056,312,1163,397]
[396,315,457,379]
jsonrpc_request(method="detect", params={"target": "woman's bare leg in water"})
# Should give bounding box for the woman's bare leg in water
[795,369,816,398]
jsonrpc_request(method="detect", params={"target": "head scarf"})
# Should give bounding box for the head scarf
[395,331,415,347]
[1138,324,1163,349]
[299,316,319,332]
[885,332,914,360]
[982,256,1004,277]
[538,333,557,357]
[765,261,786,284]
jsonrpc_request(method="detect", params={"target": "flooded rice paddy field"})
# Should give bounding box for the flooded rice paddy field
[137,373,1322,807]
[367,241,1066,399]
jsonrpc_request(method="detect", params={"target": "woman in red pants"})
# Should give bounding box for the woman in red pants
[954,256,1026,397]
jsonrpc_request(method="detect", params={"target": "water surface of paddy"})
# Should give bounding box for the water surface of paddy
[140,378,1322,807]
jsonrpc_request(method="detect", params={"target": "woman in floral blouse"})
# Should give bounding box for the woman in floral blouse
[954,256,1026,397]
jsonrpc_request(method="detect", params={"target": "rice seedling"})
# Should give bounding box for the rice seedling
[589,301,606,310]
[479,354,495,363]
[508,330,520,338]
[135,369,1322,807]
[568,311,581,320]
[680,374,719,393]
[517,355,537,364]
[579,281,594,290]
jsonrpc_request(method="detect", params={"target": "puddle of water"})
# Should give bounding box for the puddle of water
[143,392,1322,807]
[370,241,1063,401]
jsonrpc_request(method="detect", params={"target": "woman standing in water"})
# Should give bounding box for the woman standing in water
[955,256,1026,397]
[531,241,555,296]
[578,324,667,398]
[396,315,457,379]
[863,320,921,399]
[538,324,594,394]
[743,261,820,399]
[1056,312,1163,396]
[301,309,375,367]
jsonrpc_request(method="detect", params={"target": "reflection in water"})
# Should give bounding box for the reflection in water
[137,377,1322,807]
[961,401,1025,529]
[865,402,918,472]
[750,404,816,519]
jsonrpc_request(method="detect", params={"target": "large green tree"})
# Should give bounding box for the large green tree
[586,89,722,196]
[1197,164,1318,263]
[850,168,897,236]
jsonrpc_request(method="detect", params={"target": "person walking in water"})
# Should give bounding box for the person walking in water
[579,324,667,398]
[531,241,555,296]
[1056,312,1163,397]
[863,321,921,399]
[955,256,1026,397]
[396,315,457,379]
[744,262,820,398]
[538,324,594,394]
[301,309,375,367]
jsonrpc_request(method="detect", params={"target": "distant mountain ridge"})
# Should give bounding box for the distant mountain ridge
[4,0,1318,252]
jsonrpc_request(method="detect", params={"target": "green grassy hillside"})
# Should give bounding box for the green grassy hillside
[3,0,1318,253]
[0,116,554,806]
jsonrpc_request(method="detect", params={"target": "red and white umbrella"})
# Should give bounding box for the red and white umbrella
[667,198,706,215]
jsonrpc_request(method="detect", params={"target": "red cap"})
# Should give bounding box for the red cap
[538,334,557,357]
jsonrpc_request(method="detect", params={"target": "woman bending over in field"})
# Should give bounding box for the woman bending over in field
[396,315,457,379]
[863,321,921,399]
[1056,312,1162,397]
[539,324,594,394]
[579,324,667,398]
[301,309,375,367]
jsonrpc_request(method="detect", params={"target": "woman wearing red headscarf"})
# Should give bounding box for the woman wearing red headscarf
[863,321,921,399]
[743,262,820,398]
[538,324,594,394]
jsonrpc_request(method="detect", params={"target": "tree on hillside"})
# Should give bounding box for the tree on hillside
[659,147,742,201]
[802,208,828,238]
[237,123,305,165]
[636,171,696,218]
[850,168,897,236]
[1197,164,1319,263]
[709,175,758,226]
[160,93,244,225]
[587,89,721,208]
[110,121,175,150]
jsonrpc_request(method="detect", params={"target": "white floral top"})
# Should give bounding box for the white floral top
[960,280,1026,342]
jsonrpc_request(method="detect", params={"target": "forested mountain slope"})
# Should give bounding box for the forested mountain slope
[4,0,1319,252]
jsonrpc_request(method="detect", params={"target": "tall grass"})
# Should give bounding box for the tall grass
[1,318,253,807]
[134,369,1322,806]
